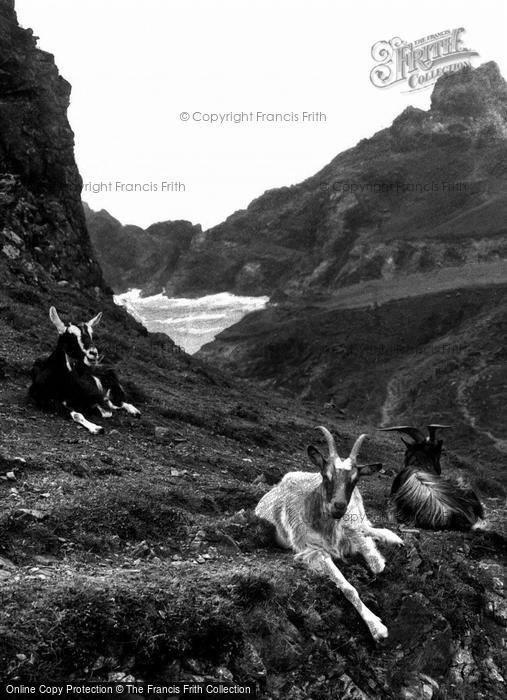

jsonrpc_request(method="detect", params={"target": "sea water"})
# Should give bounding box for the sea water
[114,289,268,354]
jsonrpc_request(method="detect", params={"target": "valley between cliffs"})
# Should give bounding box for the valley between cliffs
[0,1,505,698]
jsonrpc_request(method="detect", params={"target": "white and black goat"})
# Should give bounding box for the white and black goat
[255,427,403,641]
[29,307,140,434]
[380,424,484,530]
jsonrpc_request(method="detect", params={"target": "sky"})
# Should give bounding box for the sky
[15,0,507,230]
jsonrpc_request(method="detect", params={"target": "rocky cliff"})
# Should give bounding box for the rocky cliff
[196,62,507,467]
[87,62,507,301]
[168,61,507,298]
[0,0,103,293]
[0,3,505,697]
[84,203,200,295]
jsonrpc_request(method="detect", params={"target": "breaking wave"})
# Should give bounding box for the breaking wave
[114,289,268,354]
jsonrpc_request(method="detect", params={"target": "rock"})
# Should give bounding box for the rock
[256,617,303,672]
[231,509,248,524]
[16,508,46,520]
[33,555,58,565]
[252,473,267,485]
[399,674,439,699]
[449,637,480,686]
[155,426,171,439]
[184,658,206,675]
[231,641,266,682]
[130,541,150,558]
[0,556,16,570]
[215,667,233,682]
[0,0,105,294]
[170,468,187,477]
[389,592,453,685]
[108,672,135,683]
[84,204,201,296]
[483,590,507,626]
[337,674,372,699]
[2,243,20,259]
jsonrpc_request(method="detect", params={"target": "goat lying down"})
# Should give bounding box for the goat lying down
[380,425,484,531]
[29,307,140,434]
[255,427,403,641]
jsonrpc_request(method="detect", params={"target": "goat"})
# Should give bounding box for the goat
[380,424,484,530]
[29,306,140,434]
[255,426,403,641]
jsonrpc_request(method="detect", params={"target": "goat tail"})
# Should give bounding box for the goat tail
[391,468,484,531]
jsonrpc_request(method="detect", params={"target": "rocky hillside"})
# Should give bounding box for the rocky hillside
[0,2,505,698]
[164,61,507,298]
[196,63,507,465]
[0,0,103,293]
[84,204,200,295]
[199,282,507,465]
[87,62,507,299]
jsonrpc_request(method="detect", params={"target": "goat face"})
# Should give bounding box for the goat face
[308,428,382,520]
[49,306,102,367]
[380,425,450,475]
[403,437,443,474]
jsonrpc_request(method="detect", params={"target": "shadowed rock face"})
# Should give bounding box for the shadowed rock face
[0,0,103,292]
[84,204,201,296]
[162,62,507,298]
[84,63,507,300]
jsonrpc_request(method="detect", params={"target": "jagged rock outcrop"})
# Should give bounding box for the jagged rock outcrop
[84,63,507,300]
[163,62,507,298]
[0,0,103,292]
[84,203,200,295]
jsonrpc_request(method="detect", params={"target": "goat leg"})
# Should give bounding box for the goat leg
[105,399,141,417]
[356,536,386,574]
[367,527,404,548]
[319,551,388,641]
[70,411,104,435]
[62,402,104,434]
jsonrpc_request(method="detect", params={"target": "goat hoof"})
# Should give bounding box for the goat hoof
[370,619,388,642]
[123,403,141,417]
[368,556,386,574]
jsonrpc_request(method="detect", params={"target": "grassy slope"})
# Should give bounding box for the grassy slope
[0,285,505,699]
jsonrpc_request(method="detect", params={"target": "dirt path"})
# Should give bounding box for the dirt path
[456,360,507,454]
[319,261,507,311]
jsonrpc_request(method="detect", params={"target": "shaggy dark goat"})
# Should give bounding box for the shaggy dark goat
[29,307,140,434]
[380,425,484,530]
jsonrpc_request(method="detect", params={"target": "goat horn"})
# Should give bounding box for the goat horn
[427,424,451,443]
[316,426,338,459]
[378,426,426,443]
[349,433,367,464]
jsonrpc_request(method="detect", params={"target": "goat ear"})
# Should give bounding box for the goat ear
[357,462,383,476]
[88,311,103,329]
[307,445,327,472]
[49,306,66,334]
